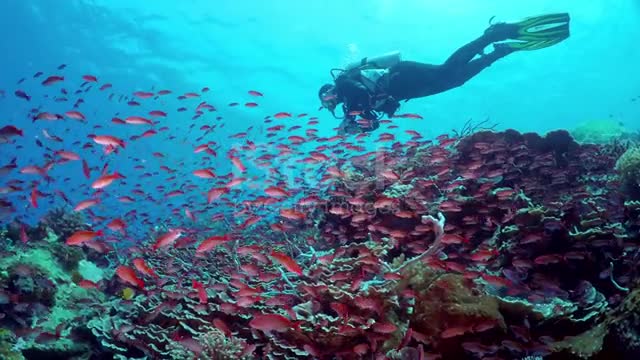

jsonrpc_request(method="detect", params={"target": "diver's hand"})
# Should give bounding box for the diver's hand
[378,97,400,118]
[338,117,361,135]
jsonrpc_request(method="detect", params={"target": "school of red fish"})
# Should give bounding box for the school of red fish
[0,64,637,359]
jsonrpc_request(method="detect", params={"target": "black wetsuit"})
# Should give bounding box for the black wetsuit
[334,25,516,133]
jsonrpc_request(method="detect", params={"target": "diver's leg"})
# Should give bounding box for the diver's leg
[443,45,515,88]
[443,24,518,67]
[385,43,516,100]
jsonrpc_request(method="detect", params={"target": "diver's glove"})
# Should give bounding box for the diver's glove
[376,96,400,118]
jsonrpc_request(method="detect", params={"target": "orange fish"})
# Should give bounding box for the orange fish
[78,280,99,289]
[64,110,86,121]
[115,265,145,289]
[132,258,158,278]
[82,74,98,82]
[91,172,125,189]
[279,208,305,221]
[193,169,216,178]
[74,198,100,212]
[149,110,166,117]
[192,280,208,303]
[30,187,38,208]
[196,234,232,253]
[249,314,297,333]
[207,187,229,203]
[133,91,154,98]
[441,234,468,244]
[441,326,470,338]
[106,218,126,234]
[41,75,64,86]
[56,150,80,161]
[265,186,290,197]
[273,112,292,119]
[270,250,303,276]
[225,177,246,188]
[124,116,153,125]
[152,229,182,250]
[93,135,125,148]
[82,159,91,179]
[230,156,246,172]
[395,113,423,119]
[66,230,104,245]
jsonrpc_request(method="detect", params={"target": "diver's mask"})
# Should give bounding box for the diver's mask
[319,84,338,113]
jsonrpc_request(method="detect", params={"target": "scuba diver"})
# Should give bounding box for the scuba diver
[318,13,571,135]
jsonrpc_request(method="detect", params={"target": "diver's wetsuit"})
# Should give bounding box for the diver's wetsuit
[334,25,516,133]
[386,32,514,100]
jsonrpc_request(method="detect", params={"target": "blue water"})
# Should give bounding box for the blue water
[1,0,639,230]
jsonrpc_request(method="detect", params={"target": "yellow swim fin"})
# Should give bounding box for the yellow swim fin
[503,13,571,51]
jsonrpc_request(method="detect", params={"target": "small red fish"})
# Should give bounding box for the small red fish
[274,112,292,119]
[270,250,303,276]
[441,326,469,338]
[65,111,86,121]
[42,75,64,86]
[149,110,167,117]
[185,208,196,222]
[0,125,23,138]
[30,187,38,208]
[124,116,153,125]
[230,156,246,172]
[78,280,99,289]
[207,187,229,203]
[441,234,468,244]
[92,135,126,148]
[20,223,28,244]
[133,91,154,99]
[249,314,298,333]
[196,234,232,253]
[394,113,423,119]
[132,258,158,278]
[152,229,183,250]
[279,208,305,221]
[115,265,145,289]
[192,280,208,303]
[82,74,98,82]
[193,169,216,178]
[265,186,290,197]
[82,159,91,179]
[73,198,100,212]
[91,172,125,189]
[106,218,126,234]
[56,150,80,161]
[66,230,104,246]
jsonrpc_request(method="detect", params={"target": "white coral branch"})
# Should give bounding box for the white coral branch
[390,212,446,274]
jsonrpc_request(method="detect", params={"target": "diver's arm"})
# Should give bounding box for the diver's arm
[375,96,400,118]
[335,75,371,116]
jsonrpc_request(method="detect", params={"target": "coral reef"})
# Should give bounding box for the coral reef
[571,119,629,144]
[40,207,89,241]
[616,146,640,200]
[2,129,640,359]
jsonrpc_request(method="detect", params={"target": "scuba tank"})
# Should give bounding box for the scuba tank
[345,51,401,71]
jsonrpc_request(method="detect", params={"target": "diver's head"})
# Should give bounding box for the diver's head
[318,83,338,112]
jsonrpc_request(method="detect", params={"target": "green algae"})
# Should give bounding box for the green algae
[0,328,26,360]
[571,119,629,144]
[0,247,70,284]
